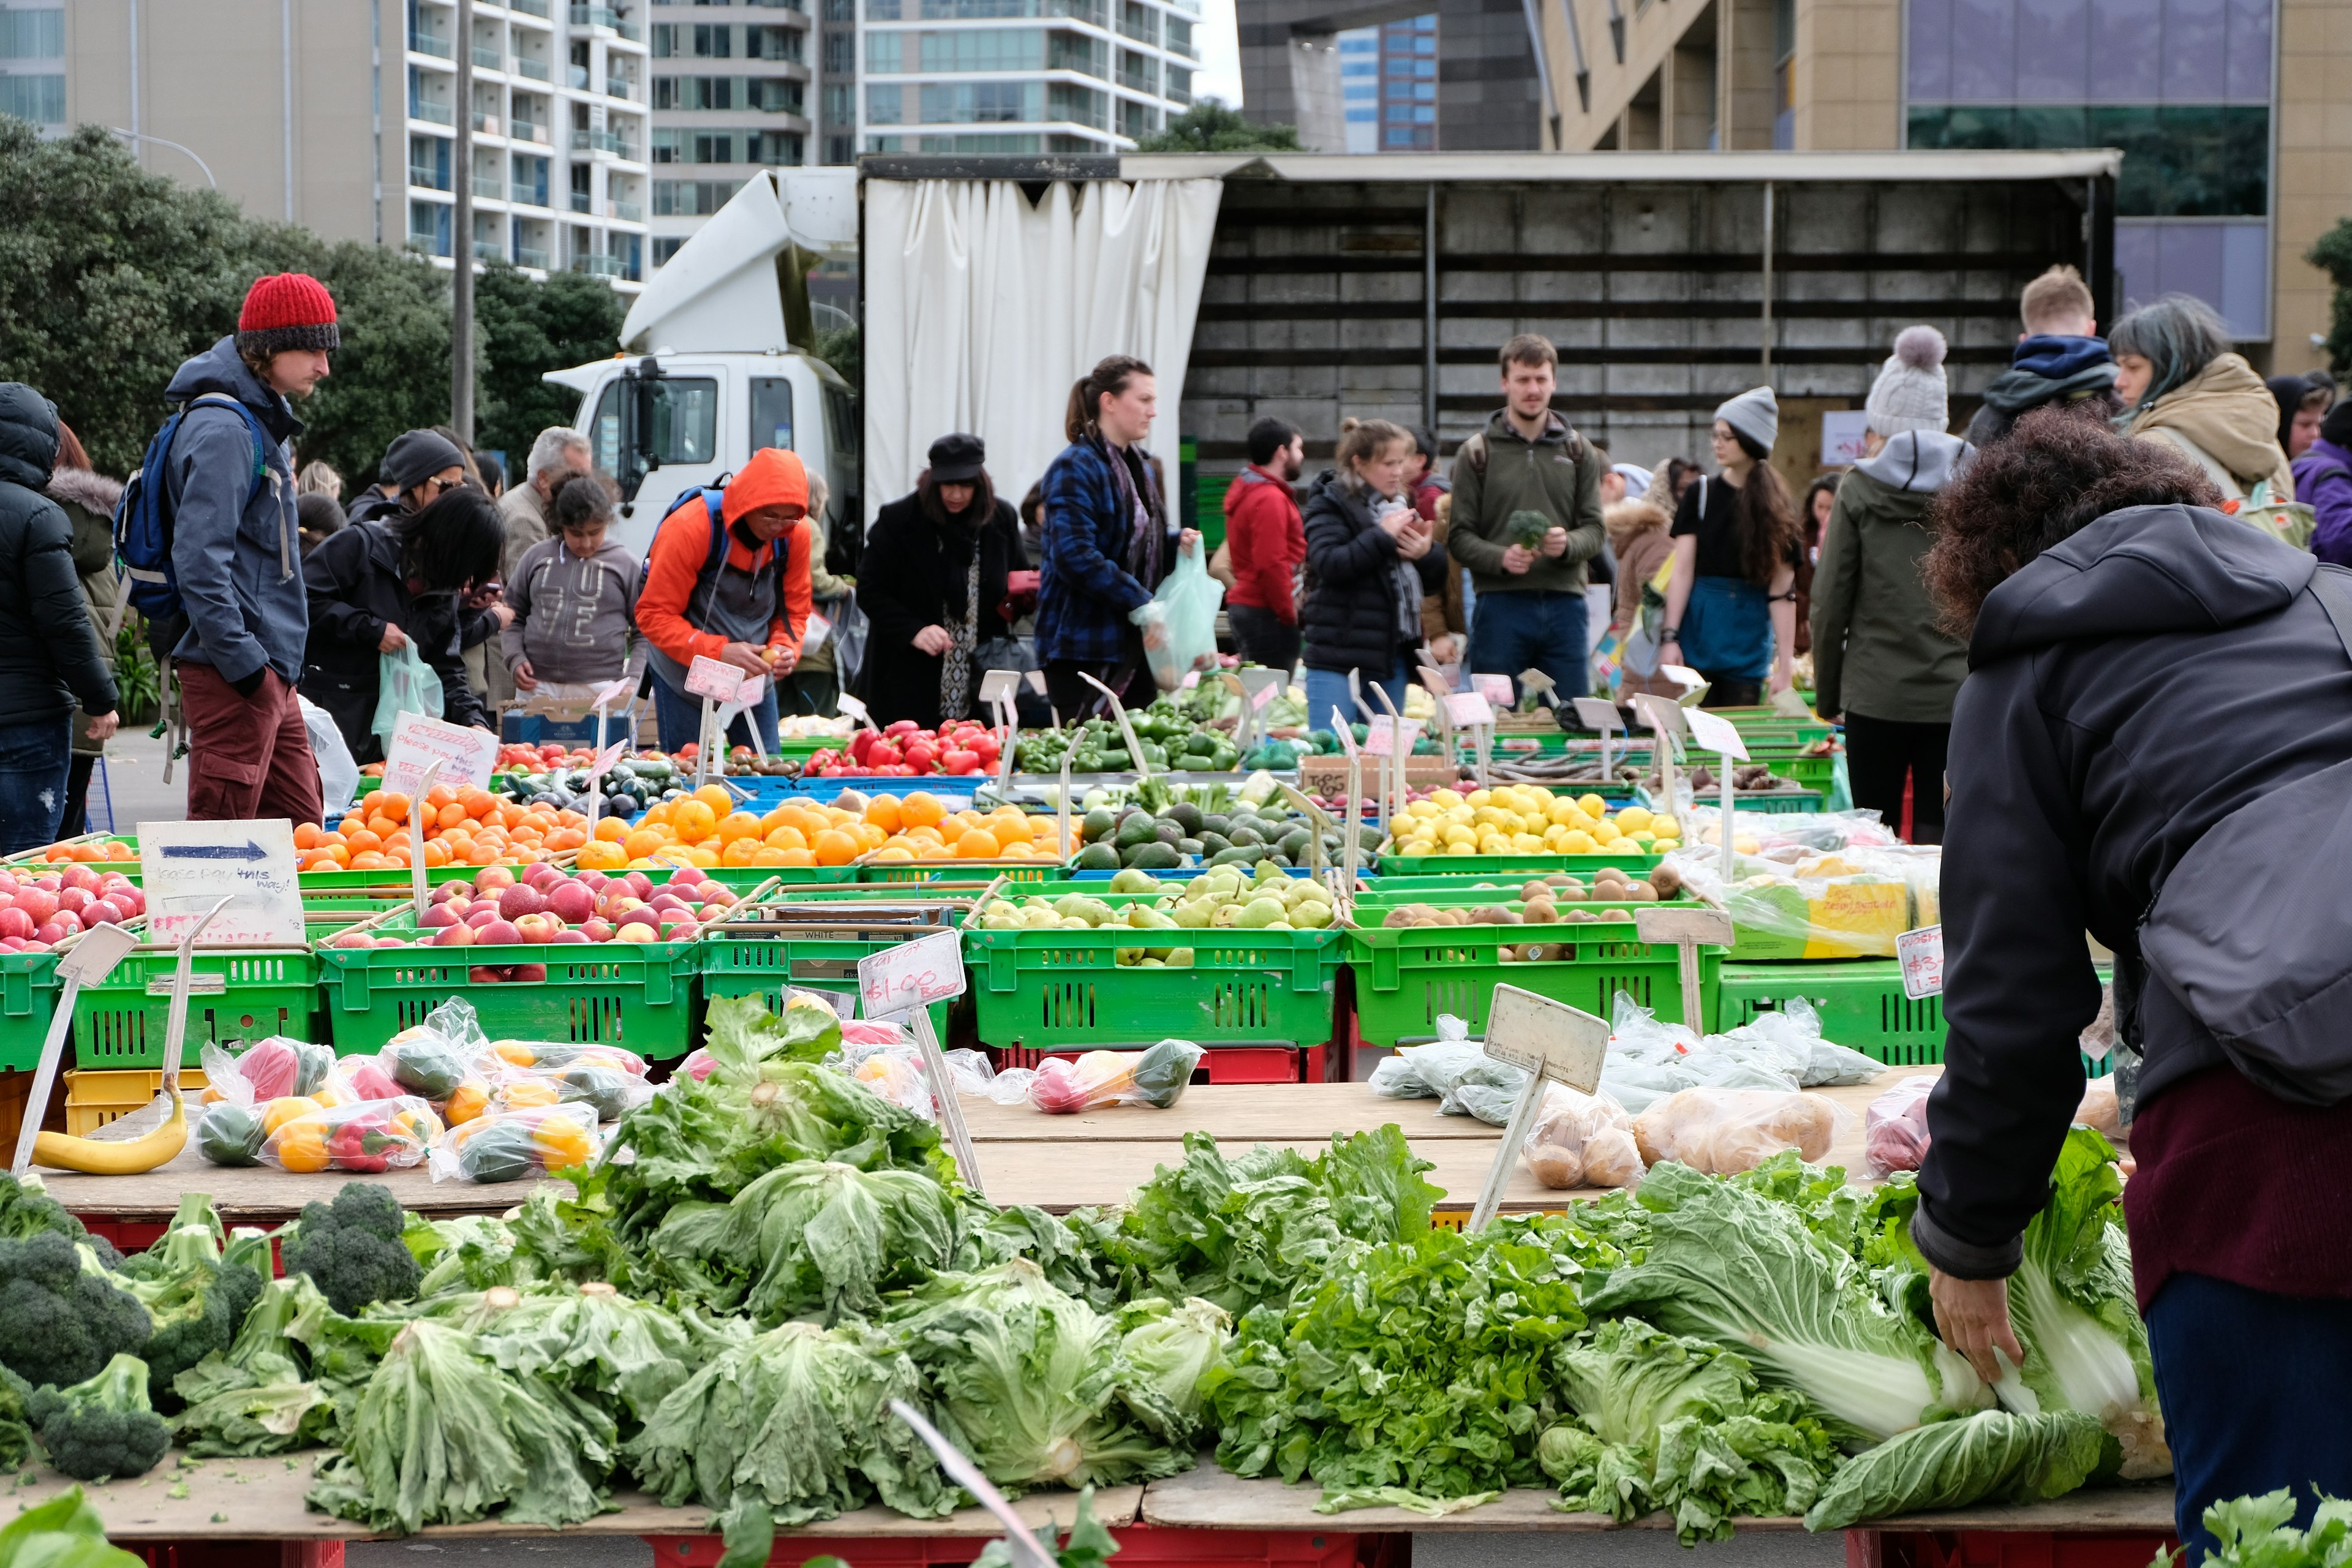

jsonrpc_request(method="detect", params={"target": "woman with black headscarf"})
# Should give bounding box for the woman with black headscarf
[857,433,1029,731]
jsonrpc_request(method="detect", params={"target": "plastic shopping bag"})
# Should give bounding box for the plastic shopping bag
[1132,549,1224,692]
[1522,1084,1644,1190]
[372,640,445,750]
[1630,1086,1850,1175]
[301,695,360,818]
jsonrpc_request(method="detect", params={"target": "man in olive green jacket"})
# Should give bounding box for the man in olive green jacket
[1447,334,1607,701]
[1809,426,1973,840]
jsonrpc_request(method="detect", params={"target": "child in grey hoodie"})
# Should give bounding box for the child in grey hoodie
[502,473,641,690]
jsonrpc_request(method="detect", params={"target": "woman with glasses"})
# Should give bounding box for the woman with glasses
[301,484,502,763]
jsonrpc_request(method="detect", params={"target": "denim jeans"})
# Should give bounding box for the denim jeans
[653,672,780,755]
[1303,658,1409,737]
[1465,588,1589,704]
[0,715,70,856]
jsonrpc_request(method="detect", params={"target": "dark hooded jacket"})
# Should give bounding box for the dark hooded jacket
[1915,506,2352,1295]
[160,337,307,687]
[1808,430,1972,724]
[1961,334,2120,448]
[301,519,491,764]
[0,385,116,726]
[1298,469,1441,676]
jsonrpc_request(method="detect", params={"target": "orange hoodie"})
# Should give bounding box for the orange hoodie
[637,448,815,667]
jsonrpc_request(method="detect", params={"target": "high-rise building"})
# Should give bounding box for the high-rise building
[1336,12,1437,154]
[856,0,1200,157]
[1239,0,1544,153]
[644,1,815,268]
[57,0,650,291]
[1532,0,2351,374]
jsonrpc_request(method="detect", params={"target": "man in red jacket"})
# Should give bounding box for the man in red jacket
[1223,417,1305,674]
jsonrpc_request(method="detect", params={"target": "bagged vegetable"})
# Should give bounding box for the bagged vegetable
[1667,840,1931,961]
[483,1063,654,1123]
[382,1025,486,1106]
[262,1097,440,1174]
[2077,1077,2124,1145]
[334,1054,410,1104]
[429,1104,602,1184]
[1864,1076,1937,1177]
[200,1036,335,1106]
[195,1101,269,1166]
[1522,1084,1643,1191]
[1630,1087,1847,1175]
[1028,1040,1205,1114]
[482,1039,649,1077]
[1387,1016,1531,1124]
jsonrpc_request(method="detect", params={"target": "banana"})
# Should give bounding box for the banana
[32,1090,187,1175]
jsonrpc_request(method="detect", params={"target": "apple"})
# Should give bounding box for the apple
[552,929,591,944]
[664,921,699,943]
[622,872,652,899]
[435,922,478,947]
[55,888,92,916]
[475,865,518,893]
[615,906,661,931]
[613,922,658,944]
[46,911,80,937]
[547,882,595,923]
[511,963,547,981]
[85,897,126,927]
[523,862,565,891]
[499,884,546,919]
[466,907,500,929]
[478,919,522,946]
[329,932,376,949]
[13,889,56,926]
[603,895,644,918]
[111,886,144,917]
[0,908,32,941]
[31,922,66,944]
[514,913,560,941]
[61,865,101,895]
[31,873,58,892]
[581,918,614,943]
[420,904,461,929]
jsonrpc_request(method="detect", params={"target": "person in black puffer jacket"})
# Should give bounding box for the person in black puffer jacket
[0,384,118,853]
[1299,417,1439,734]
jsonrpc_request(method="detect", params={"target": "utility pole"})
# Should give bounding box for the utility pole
[451,0,476,443]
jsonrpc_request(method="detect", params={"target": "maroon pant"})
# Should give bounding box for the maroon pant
[178,663,323,824]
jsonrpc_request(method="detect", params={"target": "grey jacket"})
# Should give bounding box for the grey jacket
[500,535,641,686]
[1809,431,1972,725]
[161,337,307,685]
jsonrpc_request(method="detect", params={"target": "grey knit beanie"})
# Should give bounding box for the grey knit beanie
[1714,386,1779,454]
[1865,326,1950,436]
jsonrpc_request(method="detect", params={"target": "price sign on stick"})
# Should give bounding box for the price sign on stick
[1468,986,1611,1231]
[11,921,137,1176]
[1077,671,1152,778]
[858,930,984,1194]
[1473,673,1516,707]
[583,741,627,834]
[404,760,445,920]
[1571,696,1622,777]
[1681,707,1749,762]
[138,819,304,946]
[1363,716,1396,756]
[684,655,741,700]
[1898,925,1945,1000]
[1635,906,1735,1033]
[1447,691,1496,728]
[380,713,497,800]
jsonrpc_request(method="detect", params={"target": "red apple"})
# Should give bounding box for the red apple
[581,918,614,943]
[31,873,59,892]
[85,898,126,927]
[524,862,565,891]
[31,921,66,944]
[479,920,522,946]
[499,884,546,920]
[13,889,56,926]
[615,906,660,931]
[329,932,375,949]
[420,904,461,929]
[511,963,547,981]
[112,887,144,918]
[466,907,500,929]
[664,921,699,943]
[475,865,517,893]
[613,922,658,944]
[552,929,591,944]
[60,865,101,895]
[436,924,478,947]
[0,908,32,941]
[547,882,595,923]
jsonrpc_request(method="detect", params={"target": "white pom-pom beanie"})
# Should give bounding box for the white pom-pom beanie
[1864,325,1950,436]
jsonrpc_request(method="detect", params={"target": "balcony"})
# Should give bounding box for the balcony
[1115,15,1157,43]
[1166,32,1196,58]
[410,30,453,57]
[407,232,450,258]
[510,0,551,15]
[512,181,548,205]
[570,189,591,213]
[410,100,455,124]
[1167,78,1190,104]
[608,198,642,221]
[516,246,551,269]
[606,76,632,99]
[569,6,640,38]
[407,165,449,190]
[1115,66,1155,94]
[512,119,547,141]
[592,130,635,155]
[473,45,503,69]
[472,111,501,134]
[514,55,549,80]
[568,63,590,89]
[473,240,505,260]
[572,254,624,276]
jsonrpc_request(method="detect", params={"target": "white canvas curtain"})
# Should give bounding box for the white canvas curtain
[862,176,1224,527]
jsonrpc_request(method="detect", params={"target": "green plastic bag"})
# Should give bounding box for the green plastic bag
[372,640,444,751]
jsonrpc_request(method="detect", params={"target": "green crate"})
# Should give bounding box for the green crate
[1348,922,1718,1047]
[860,858,1063,886]
[965,924,1344,1050]
[699,903,965,1036]
[0,948,62,1072]
[1373,851,1663,879]
[1716,960,1943,1066]
[74,948,325,1069]
[317,916,697,1058]
[1750,752,1837,792]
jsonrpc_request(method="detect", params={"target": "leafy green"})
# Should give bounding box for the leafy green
[1102,1128,1439,1317]
[407,1214,521,1297]
[0,1487,146,1568]
[1802,1409,2108,1530]
[2183,1490,2352,1568]
[468,1284,732,1436]
[1111,1297,1230,1447]
[888,1258,1189,1493]
[306,1319,614,1534]
[704,992,844,1076]
[117,1196,268,1408]
[1205,1226,1586,1504]
[973,1485,1122,1568]
[0,1366,26,1470]
[628,1320,952,1568]
[1582,1161,1991,1444]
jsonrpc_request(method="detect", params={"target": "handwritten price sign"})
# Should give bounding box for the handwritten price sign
[1898,925,1945,1000]
[857,927,968,1019]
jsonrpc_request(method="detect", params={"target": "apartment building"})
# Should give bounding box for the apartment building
[856,0,1202,156]
[54,0,650,292]
[1238,0,1545,153]
[1532,0,2351,375]
[644,0,816,267]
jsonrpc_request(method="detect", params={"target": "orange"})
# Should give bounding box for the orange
[908,825,946,849]
[593,816,630,842]
[293,822,325,850]
[466,841,499,865]
[684,845,720,867]
[752,846,789,865]
[345,829,383,855]
[779,846,817,867]
[576,840,626,871]
[954,828,1000,859]
[717,811,764,845]
[376,792,411,821]
[623,828,666,861]
[851,821,885,852]
[423,840,451,867]
[998,839,1035,859]
[863,795,903,834]
[692,783,735,815]
[870,843,914,861]
[900,791,946,831]
[721,837,759,867]
[672,799,718,840]
[424,782,458,811]
[763,824,807,851]
[643,801,676,827]
[812,828,859,866]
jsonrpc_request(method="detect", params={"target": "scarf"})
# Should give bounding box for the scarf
[940,547,981,722]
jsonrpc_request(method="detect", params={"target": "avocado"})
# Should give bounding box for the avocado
[1082,807,1117,844]
[1178,837,1204,856]
[1276,827,1312,862]
[1153,820,1185,848]
[1197,831,1231,857]
[1208,845,1258,868]
[1227,822,1264,847]
[1202,813,1232,838]
[1166,802,1204,835]
[1075,842,1121,872]
[1115,814,1158,850]
[1125,840,1182,870]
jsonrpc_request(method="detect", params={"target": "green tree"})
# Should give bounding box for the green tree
[475,262,624,467]
[1135,99,1308,155]
[288,239,455,487]
[2309,217,2352,379]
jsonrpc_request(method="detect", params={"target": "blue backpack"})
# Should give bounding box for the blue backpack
[114,392,272,625]
[641,479,790,611]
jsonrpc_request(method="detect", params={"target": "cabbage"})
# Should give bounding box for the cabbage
[1113,1295,1231,1446]
[1803,1409,2108,1529]
[1581,1161,1992,1444]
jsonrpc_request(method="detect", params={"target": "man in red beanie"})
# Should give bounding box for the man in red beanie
[162,271,337,821]
[636,446,814,753]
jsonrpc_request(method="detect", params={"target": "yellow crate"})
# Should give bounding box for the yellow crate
[62,1068,208,1137]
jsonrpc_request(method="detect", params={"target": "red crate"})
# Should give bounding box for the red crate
[131,1547,344,1568]
[1855,1531,2179,1568]
[649,1523,1368,1567]
[992,1043,1325,1084]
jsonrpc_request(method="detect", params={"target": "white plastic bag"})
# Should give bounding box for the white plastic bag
[1522,1084,1644,1190]
[1630,1086,1852,1175]
[1132,548,1224,692]
[301,695,360,818]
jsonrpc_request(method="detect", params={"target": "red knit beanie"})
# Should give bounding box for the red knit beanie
[237,273,340,357]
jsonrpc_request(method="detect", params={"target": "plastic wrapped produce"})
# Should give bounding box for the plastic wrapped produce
[1864,1076,1937,1177]
[1667,840,1936,961]
[428,1103,601,1183]
[199,1036,334,1105]
[262,1097,441,1174]
[483,1063,654,1123]
[1027,1040,1205,1113]
[481,1038,649,1077]
[1630,1086,1847,1174]
[1522,1084,1644,1190]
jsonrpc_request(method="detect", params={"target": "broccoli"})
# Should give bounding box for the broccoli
[282,1183,421,1317]
[118,1197,267,1410]
[0,1172,88,1242]
[0,1231,154,1391]
[26,1353,172,1482]
[0,1364,31,1469]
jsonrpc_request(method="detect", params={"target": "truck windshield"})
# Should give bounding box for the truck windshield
[591,375,719,478]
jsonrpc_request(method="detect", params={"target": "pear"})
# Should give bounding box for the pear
[1212,902,1246,928]
[1174,902,1213,929]
[1291,901,1333,929]
[1023,905,1060,929]
[1238,895,1287,929]
[1164,946,1195,968]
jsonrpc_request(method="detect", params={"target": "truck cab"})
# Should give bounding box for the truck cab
[542,167,860,560]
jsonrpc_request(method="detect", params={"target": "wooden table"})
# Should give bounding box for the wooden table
[40,1071,1934,1227]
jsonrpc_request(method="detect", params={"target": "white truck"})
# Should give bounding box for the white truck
[544,168,862,560]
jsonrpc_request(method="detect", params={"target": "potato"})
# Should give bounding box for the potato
[1527,1143,1585,1189]
[1520,880,1550,902]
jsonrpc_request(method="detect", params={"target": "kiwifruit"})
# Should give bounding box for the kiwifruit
[1650,862,1684,899]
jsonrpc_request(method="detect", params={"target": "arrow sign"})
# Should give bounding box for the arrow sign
[159,842,268,861]
[1468,985,1611,1231]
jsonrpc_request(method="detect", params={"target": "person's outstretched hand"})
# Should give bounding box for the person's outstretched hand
[1929,1267,2023,1385]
